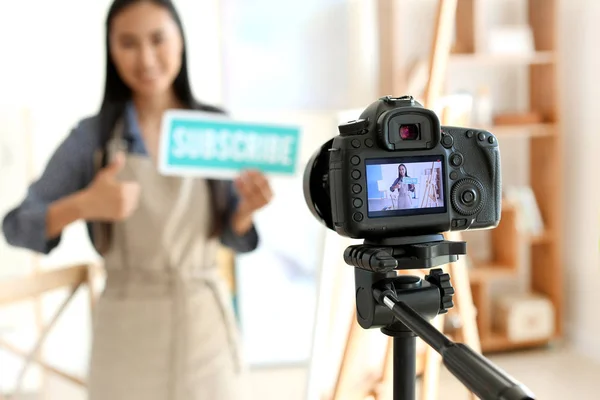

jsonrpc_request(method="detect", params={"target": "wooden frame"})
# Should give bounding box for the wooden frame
[0,264,101,398]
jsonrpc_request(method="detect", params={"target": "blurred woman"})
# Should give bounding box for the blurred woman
[2,0,272,398]
[389,163,414,209]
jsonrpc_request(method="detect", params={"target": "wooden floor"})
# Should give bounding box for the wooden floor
[6,344,600,399]
[249,344,600,400]
[431,345,600,399]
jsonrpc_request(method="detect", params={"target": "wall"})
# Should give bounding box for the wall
[221,0,378,113]
[558,0,600,363]
[218,0,380,370]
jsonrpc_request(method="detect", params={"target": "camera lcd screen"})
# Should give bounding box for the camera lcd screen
[365,156,446,218]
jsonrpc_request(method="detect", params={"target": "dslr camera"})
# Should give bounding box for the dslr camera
[304,95,501,239]
[302,100,537,400]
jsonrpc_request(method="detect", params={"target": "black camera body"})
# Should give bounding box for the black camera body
[310,95,501,240]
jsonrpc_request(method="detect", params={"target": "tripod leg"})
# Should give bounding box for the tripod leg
[420,314,445,400]
[393,335,417,400]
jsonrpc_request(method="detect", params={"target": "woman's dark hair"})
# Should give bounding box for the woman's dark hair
[94,0,228,253]
[397,164,409,180]
[101,0,196,109]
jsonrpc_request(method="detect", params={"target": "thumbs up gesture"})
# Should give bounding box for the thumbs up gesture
[80,152,141,221]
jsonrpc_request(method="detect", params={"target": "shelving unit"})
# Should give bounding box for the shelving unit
[378,0,563,355]
[450,0,563,353]
[449,50,555,66]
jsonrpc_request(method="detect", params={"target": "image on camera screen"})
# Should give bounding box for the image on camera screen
[365,156,446,218]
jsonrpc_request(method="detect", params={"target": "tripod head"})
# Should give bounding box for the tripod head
[344,234,535,400]
[345,234,461,332]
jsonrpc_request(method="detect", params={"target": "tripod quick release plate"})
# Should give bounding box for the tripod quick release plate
[344,234,467,273]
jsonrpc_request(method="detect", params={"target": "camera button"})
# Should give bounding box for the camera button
[353,212,364,222]
[450,153,463,167]
[364,138,374,148]
[351,156,361,165]
[353,198,363,208]
[441,134,454,148]
[466,130,474,138]
[339,118,368,136]
[352,184,362,194]
[452,218,467,228]
[461,190,476,204]
[478,132,486,141]
[352,169,361,179]
[351,139,361,148]
[488,136,496,144]
[450,171,459,180]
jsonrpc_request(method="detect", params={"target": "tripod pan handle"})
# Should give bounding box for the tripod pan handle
[443,343,535,400]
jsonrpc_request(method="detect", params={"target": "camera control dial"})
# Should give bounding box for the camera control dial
[451,178,485,216]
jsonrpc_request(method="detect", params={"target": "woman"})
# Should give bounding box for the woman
[389,163,414,209]
[2,0,271,398]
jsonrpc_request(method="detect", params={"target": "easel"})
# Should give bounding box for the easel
[420,162,441,209]
[331,0,481,399]
[0,264,102,399]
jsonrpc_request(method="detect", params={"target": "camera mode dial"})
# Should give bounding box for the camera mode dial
[338,119,369,136]
[425,268,454,314]
[451,178,485,216]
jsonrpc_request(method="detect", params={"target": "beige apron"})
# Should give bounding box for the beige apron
[396,183,412,209]
[87,123,247,400]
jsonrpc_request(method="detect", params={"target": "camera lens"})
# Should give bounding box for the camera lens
[399,124,419,140]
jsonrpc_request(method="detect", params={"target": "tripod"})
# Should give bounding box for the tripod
[344,234,535,400]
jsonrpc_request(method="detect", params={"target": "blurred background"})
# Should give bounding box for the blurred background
[0,0,598,399]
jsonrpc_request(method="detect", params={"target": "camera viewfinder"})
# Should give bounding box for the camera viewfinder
[399,124,420,140]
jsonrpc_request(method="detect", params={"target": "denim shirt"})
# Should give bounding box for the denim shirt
[2,102,258,255]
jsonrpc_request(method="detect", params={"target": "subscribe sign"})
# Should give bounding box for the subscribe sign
[159,110,301,179]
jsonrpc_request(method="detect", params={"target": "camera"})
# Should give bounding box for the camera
[303,95,502,239]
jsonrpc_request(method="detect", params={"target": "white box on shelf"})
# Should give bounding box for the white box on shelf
[487,25,535,55]
[493,293,555,342]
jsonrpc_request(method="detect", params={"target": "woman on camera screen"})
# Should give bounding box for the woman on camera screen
[390,163,415,209]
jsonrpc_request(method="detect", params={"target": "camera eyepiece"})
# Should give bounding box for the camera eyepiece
[399,124,420,140]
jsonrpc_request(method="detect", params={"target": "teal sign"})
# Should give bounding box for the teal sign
[403,178,418,185]
[159,110,301,178]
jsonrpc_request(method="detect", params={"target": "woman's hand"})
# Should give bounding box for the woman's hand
[231,170,273,235]
[79,152,141,221]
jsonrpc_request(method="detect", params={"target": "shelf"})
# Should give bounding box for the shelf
[449,51,556,67]
[481,123,557,138]
[481,332,551,353]
[469,264,517,282]
[445,0,562,357]
[530,231,552,245]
